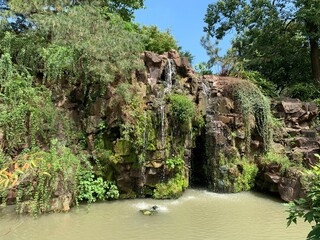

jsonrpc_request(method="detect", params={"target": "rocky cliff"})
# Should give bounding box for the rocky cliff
[3,50,320,211]
[65,50,281,199]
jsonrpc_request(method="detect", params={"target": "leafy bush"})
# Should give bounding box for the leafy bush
[234,161,258,192]
[285,83,320,101]
[77,171,108,203]
[237,70,277,98]
[166,157,184,171]
[195,62,213,75]
[0,139,119,214]
[0,140,83,215]
[37,6,144,85]
[116,83,133,103]
[139,25,179,53]
[261,151,293,172]
[169,94,196,123]
[77,170,119,203]
[287,156,320,240]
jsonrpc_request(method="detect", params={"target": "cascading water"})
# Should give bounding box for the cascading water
[159,59,176,182]
[201,81,209,97]
[164,59,175,93]
[160,59,176,150]
[138,112,148,197]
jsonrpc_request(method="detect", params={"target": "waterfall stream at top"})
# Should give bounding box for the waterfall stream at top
[159,59,176,182]
[160,59,176,151]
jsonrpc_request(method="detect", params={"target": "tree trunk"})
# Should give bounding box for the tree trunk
[307,22,320,84]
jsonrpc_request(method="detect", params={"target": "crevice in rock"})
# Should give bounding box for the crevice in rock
[190,128,208,188]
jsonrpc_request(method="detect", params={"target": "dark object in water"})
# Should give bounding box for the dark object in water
[139,205,158,215]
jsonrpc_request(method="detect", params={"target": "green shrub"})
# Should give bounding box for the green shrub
[166,157,184,171]
[237,70,277,98]
[169,94,196,123]
[116,83,133,103]
[287,157,320,240]
[0,139,119,214]
[77,171,107,203]
[77,170,119,203]
[261,151,293,172]
[37,6,144,85]
[9,140,83,215]
[234,161,258,192]
[285,83,320,101]
[139,25,179,53]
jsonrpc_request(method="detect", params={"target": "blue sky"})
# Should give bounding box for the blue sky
[134,0,233,69]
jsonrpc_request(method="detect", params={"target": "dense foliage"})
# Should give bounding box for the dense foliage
[139,25,179,54]
[8,0,145,21]
[0,0,183,213]
[203,0,320,94]
[169,94,196,123]
[287,155,320,239]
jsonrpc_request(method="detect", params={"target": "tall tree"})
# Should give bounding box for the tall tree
[6,0,145,20]
[204,0,320,85]
[296,0,320,83]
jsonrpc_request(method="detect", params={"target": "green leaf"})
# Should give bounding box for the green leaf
[304,212,315,223]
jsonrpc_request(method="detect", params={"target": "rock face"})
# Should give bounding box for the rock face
[44,51,319,203]
[255,98,319,201]
[195,76,270,192]
[6,50,319,211]
[76,50,272,198]
[84,50,199,199]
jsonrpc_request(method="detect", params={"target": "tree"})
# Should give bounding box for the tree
[204,0,320,86]
[138,25,179,53]
[295,0,320,83]
[7,0,145,21]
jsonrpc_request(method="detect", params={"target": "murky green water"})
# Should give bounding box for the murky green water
[0,190,310,240]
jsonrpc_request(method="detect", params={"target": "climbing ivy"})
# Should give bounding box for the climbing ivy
[232,81,272,153]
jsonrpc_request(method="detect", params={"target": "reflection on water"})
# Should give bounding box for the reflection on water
[0,190,310,240]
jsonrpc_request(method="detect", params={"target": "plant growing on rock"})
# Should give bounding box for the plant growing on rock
[169,94,196,123]
[166,157,184,171]
[287,155,320,240]
[232,81,272,153]
[261,151,294,172]
[153,174,188,199]
[234,160,258,192]
[77,170,119,203]
[0,53,57,154]
[139,25,179,54]
[5,140,82,215]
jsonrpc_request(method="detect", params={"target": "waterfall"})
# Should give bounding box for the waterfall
[159,59,176,182]
[202,81,209,97]
[138,112,148,197]
[164,59,175,94]
[160,104,166,150]
[160,59,176,151]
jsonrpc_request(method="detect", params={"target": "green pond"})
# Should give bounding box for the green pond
[0,189,310,240]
